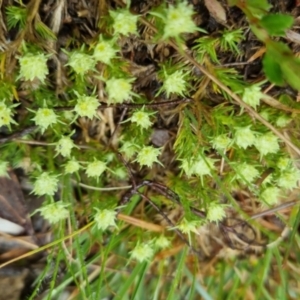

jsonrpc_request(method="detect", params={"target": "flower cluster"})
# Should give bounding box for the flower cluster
[254,132,280,157]
[93,37,118,64]
[32,108,58,133]
[135,146,162,167]
[35,201,69,224]
[130,241,154,262]
[181,155,216,178]
[110,9,139,36]
[18,52,49,83]
[206,202,227,223]
[64,159,81,174]
[211,134,233,150]
[159,69,189,97]
[130,109,155,130]
[234,163,259,184]
[234,126,256,149]
[105,77,135,104]
[55,136,77,157]
[74,95,100,119]
[242,85,263,109]
[66,51,95,75]
[94,208,117,231]
[161,2,198,39]
[86,160,107,178]
[0,101,17,128]
[32,172,59,196]
[260,187,280,206]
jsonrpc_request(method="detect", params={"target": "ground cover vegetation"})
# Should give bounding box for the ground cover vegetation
[1,0,300,299]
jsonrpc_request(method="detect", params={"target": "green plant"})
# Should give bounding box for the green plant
[1,0,300,299]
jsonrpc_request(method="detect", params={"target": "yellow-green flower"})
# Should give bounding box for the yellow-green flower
[94,208,117,231]
[35,202,69,224]
[18,53,49,83]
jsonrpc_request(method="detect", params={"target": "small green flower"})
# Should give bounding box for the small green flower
[93,37,118,64]
[0,161,9,177]
[18,52,49,83]
[276,115,291,128]
[94,208,117,231]
[130,109,155,130]
[33,172,59,196]
[55,136,77,157]
[66,51,95,75]
[277,169,300,190]
[242,85,263,109]
[206,202,227,223]
[119,141,138,160]
[181,155,216,178]
[86,160,106,178]
[135,146,162,167]
[277,157,291,171]
[255,132,280,157]
[105,77,134,104]
[211,134,232,150]
[260,187,280,206]
[234,163,259,183]
[130,241,154,262]
[110,9,139,36]
[171,218,201,244]
[159,69,189,97]
[0,101,17,128]
[32,108,58,133]
[162,2,198,39]
[64,159,81,174]
[154,235,171,250]
[35,201,69,224]
[234,126,256,149]
[74,95,99,119]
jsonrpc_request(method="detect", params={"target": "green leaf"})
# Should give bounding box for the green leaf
[281,59,300,91]
[260,14,294,36]
[262,52,285,86]
[35,21,57,40]
[245,0,272,18]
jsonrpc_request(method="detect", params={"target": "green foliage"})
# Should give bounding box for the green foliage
[6,6,27,30]
[1,0,300,299]
[260,14,294,36]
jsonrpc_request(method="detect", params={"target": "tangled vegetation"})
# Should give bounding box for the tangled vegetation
[1,0,300,299]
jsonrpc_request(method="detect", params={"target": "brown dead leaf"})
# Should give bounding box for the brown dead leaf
[204,0,227,24]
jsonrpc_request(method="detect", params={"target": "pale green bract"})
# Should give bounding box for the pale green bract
[36,202,69,224]
[18,53,49,83]
[86,160,106,178]
[260,187,280,206]
[33,172,59,196]
[106,77,134,104]
[64,160,80,174]
[94,208,117,231]
[55,136,76,157]
[67,52,95,75]
[93,38,117,64]
[234,126,256,149]
[206,203,227,223]
[163,2,198,39]
[32,108,58,133]
[130,242,154,262]
[255,132,280,157]
[111,9,138,36]
[135,146,162,167]
[74,95,99,119]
